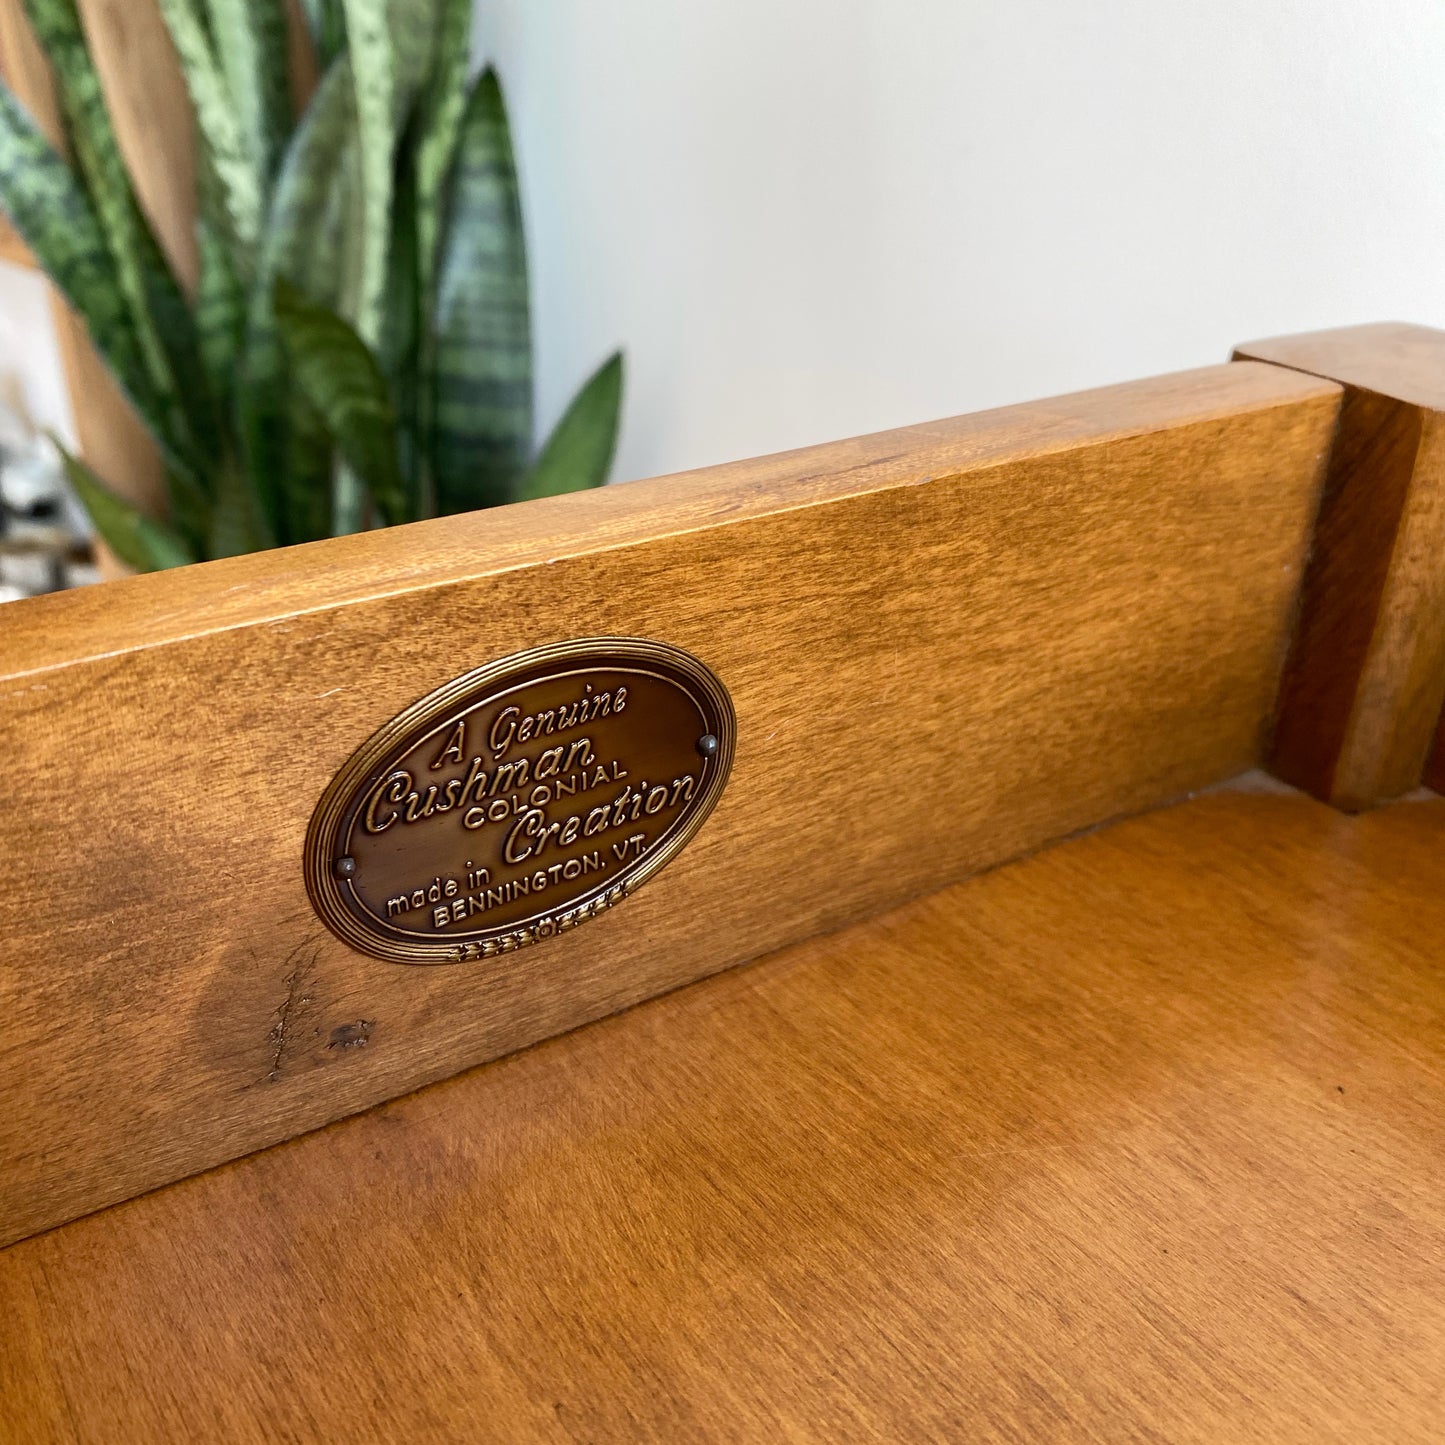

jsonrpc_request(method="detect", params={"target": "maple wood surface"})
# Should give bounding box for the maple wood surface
[1235,323,1445,808]
[1,361,1335,675]
[1237,320,1445,411]
[0,364,1339,1246]
[4,784,1444,1444]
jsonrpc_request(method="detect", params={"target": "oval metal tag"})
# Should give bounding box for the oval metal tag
[305,638,735,964]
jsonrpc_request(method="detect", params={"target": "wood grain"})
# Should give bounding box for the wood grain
[4,784,1444,1443]
[1235,322,1445,809]
[0,364,1340,1246]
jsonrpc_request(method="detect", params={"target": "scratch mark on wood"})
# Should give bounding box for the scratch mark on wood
[267,943,319,1083]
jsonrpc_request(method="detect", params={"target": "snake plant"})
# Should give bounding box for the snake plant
[0,0,623,571]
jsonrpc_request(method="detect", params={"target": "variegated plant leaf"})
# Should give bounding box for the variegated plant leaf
[411,0,468,293]
[408,0,470,516]
[275,279,406,527]
[338,0,394,347]
[380,150,421,508]
[157,0,265,273]
[59,447,196,571]
[19,0,212,480]
[202,0,291,185]
[298,0,346,68]
[237,55,356,542]
[207,453,276,558]
[340,0,445,343]
[431,68,531,514]
[519,351,624,501]
[195,218,245,410]
[0,88,163,445]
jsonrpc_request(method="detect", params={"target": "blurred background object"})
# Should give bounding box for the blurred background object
[0,367,95,601]
[0,0,187,587]
[0,0,622,587]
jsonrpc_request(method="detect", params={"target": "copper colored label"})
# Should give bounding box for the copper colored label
[304,638,735,964]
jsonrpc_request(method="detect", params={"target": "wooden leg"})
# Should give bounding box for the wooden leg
[1426,712,1445,794]
[1235,323,1445,810]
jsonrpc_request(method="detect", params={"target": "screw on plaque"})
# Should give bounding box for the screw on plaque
[334,855,358,879]
[696,733,719,758]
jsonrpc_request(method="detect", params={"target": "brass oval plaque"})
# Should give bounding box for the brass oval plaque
[304,638,734,964]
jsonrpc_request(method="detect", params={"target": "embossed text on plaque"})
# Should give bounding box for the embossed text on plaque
[304,638,735,964]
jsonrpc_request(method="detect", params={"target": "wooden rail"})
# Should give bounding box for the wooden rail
[2,325,1444,1249]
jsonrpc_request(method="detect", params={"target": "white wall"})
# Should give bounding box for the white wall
[479,0,1445,485]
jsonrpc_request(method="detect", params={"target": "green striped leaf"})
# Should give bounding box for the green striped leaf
[518,352,624,502]
[238,55,355,542]
[409,0,470,518]
[19,0,210,478]
[432,68,531,514]
[386,0,445,108]
[192,126,230,258]
[380,151,421,507]
[286,397,341,545]
[252,48,359,328]
[275,279,406,528]
[207,454,276,558]
[195,218,245,409]
[59,448,196,572]
[339,0,394,346]
[413,0,470,297]
[317,135,369,532]
[202,0,291,185]
[341,0,443,343]
[157,0,265,273]
[0,89,163,440]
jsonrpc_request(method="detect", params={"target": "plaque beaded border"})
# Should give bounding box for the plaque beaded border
[303,637,737,964]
